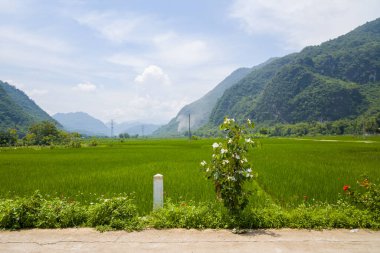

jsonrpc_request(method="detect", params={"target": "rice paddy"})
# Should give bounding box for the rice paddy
[0,137,379,213]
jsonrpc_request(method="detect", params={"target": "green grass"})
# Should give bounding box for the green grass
[0,137,379,213]
[252,137,380,206]
[0,139,215,213]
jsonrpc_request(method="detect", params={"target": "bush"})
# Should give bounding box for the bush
[87,195,142,231]
[36,198,86,228]
[0,190,379,231]
[200,118,256,216]
[0,129,17,147]
[0,192,43,229]
[89,140,98,147]
[147,200,227,229]
[343,178,380,218]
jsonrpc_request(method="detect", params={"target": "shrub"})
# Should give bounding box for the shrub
[343,178,380,218]
[89,140,98,147]
[87,195,142,231]
[200,118,256,216]
[0,191,42,229]
[36,198,86,228]
[147,200,227,229]
[0,129,17,147]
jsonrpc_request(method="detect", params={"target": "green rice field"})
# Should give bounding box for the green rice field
[0,137,379,213]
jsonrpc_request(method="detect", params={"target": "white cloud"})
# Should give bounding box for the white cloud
[107,54,148,69]
[230,0,380,50]
[153,32,214,67]
[134,65,171,86]
[0,26,72,53]
[107,33,215,70]
[105,94,189,124]
[73,82,97,92]
[75,11,152,43]
[29,89,48,96]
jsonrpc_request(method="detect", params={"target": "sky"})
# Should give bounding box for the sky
[1,0,379,124]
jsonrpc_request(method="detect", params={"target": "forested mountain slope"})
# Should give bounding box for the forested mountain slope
[209,18,380,126]
[0,80,57,133]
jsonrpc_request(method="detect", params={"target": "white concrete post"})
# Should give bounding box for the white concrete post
[153,174,163,210]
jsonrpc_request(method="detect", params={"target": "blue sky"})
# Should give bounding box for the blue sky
[1,0,379,124]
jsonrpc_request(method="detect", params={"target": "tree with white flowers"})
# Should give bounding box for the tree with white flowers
[200,117,256,216]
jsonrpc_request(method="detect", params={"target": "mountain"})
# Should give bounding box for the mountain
[53,112,109,136]
[121,123,161,136]
[108,121,161,136]
[153,67,252,136]
[0,80,57,133]
[208,18,380,126]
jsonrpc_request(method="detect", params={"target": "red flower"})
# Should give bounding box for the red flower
[343,185,350,191]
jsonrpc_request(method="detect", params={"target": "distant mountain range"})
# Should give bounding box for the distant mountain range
[0,80,160,136]
[156,18,380,136]
[106,121,161,136]
[53,112,109,136]
[53,112,161,137]
[0,80,58,133]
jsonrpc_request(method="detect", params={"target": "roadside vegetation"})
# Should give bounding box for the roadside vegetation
[0,120,379,230]
[0,179,379,231]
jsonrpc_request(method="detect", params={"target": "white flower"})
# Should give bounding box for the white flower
[206,168,210,172]
[221,148,228,154]
[243,158,248,163]
[228,138,233,144]
[227,176,236,181]
[200,160,207,166]
[245,138,252,143]
[223,118,235,124]
[222,159,229,165]
[234,154,240,160]
[246,173,251,178]
[212,142,219,149]
[247,119,251,125]
[247,168,252,173]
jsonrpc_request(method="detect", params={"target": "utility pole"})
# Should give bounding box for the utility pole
[111,119,114,138]
[188,114,191,140]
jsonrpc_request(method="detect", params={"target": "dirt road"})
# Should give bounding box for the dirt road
[1,228,379,253]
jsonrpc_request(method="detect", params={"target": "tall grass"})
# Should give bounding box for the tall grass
[0,137,379,213]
